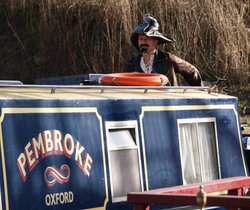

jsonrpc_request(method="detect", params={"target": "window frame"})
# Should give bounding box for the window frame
[105,120,143,202]
[177,117,221,184]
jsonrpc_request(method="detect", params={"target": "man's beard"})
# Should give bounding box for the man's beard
[139,44,149,54]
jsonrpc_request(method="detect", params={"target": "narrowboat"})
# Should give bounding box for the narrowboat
[0,75,247,210]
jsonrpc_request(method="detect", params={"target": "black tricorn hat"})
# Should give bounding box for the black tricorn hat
[131,15,175,51]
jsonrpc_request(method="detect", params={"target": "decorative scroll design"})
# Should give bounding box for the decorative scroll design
[44,165,70,187]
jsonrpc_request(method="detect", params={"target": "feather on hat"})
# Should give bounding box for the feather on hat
[131,15,175,51]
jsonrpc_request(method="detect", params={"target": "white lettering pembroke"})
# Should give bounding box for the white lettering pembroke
[17,130,93,182]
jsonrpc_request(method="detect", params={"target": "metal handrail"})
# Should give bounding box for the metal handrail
[0,80,23,85]
[127,176,250,210]
[0,84,211,94]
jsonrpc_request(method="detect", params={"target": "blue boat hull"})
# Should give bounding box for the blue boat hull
[0,87,246,210]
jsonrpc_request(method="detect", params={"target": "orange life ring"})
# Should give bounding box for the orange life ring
[99,72,169,86]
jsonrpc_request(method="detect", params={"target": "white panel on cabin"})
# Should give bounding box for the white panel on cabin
[108,130,136,149]
[110,149,141,199]
[105,121,143,202]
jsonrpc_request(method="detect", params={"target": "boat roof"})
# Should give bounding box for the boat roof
[0,85,236,100]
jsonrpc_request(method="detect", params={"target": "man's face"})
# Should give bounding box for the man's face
[138,34,158,54]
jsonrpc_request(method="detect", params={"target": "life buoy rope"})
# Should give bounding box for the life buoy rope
[99,72,169,86]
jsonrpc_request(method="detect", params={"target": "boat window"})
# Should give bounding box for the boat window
[178,118,220,185]
[108,130,137,149]
[106,121,143,202]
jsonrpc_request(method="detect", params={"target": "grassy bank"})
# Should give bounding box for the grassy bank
[0,0,249,88]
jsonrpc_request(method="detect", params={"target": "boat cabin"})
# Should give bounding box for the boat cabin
[0,80,247,210]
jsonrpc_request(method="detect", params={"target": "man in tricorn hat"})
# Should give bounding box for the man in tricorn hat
[125,15,203,86]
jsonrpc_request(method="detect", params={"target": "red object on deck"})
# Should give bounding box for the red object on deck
[127,176,250,210]
[99,72,169,86]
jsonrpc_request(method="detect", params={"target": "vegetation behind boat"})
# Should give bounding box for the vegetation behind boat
[0,0,249,92]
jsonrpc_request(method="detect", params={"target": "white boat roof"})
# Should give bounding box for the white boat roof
[0,85,236,100]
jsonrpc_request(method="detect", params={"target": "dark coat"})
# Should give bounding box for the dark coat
[125,49,203,86]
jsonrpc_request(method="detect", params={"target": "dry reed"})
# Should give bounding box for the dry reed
[0,0,249,90]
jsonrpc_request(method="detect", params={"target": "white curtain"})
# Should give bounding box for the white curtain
[179,122,218,185]
[198,123,219,181]
[180,124,201,184]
